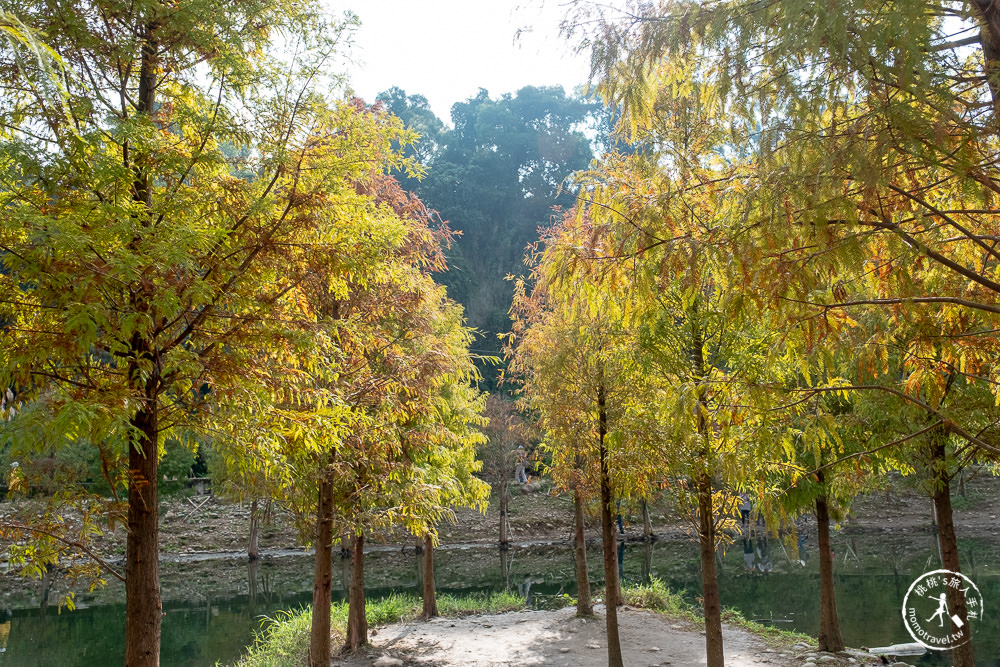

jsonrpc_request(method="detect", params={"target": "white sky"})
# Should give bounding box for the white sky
[331,1,597,124]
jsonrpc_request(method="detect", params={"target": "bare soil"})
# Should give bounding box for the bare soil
[142,469,1000,558]
[328,606,877,667]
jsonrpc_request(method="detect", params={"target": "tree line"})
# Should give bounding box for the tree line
[501,2,1000,666]
[0,2,494,665]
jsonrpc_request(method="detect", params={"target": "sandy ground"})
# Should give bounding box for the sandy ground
[329,606,876,667]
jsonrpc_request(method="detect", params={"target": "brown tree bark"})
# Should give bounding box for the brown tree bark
[499,480,510,548]
[697,471,725,667]
[690,304,724,667]
[124,19,162,667]
[597,382,624,667]
[125,407,161,667]
[641,499,652,540]
[345,532,368,651]
[928,436,975,667]
[815,472,845,652]
[972,0,1000,121]
[573,487,593,616]
[309,471,334,667]
[421,533,438,619]
[248,498,260,561]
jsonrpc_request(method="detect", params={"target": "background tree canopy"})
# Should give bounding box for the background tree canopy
[380,85,599,388]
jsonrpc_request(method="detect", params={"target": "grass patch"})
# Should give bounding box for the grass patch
[332,592,422,628]
[232,591,528,666]
[438,590,525,616]
[622,579,814,651]
[719,607,814,650]
[232,607,313,667]
[950,486,985,511]
[623,579,698,621]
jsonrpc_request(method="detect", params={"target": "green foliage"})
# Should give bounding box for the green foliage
[381,86,599,387]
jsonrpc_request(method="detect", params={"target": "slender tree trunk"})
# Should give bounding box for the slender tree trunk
[688,302,724,667]
[248,498,260,561]
[573,487,593,616]
[125,405,161,667]
[499,481,509,548]
[421,533,438,618]
[641,499,652,540]
[345,532,368,650]
[972,0,1000,122]
[815,472,844,652]
[697,471,725,667]
[597,382,624,667]
[929,437,975,667]
[309,471,334,667]
[124,19,162,667]
[39,565,52,610]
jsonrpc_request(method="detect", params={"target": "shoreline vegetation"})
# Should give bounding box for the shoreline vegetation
[232,581,843,667]
[234,590,528,667]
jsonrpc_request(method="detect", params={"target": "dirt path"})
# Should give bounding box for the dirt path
[330,606,875,667]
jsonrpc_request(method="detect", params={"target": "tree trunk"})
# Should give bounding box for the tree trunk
[597,382,624,667]
[499,480,510,548]
[125,406,161,667]
[309,471,334,667]
[815,473,844,652]
[573,487,593,616]
[641,499,652,540]
[39,565,52,610]
[972,0,1000,122]
[697,470,725,667]
[248,498,260,561]
[124,18,162,667]
[689,301,724,667]
[421,533,438,619]
[929,437,975,667]
[345,532,368,651]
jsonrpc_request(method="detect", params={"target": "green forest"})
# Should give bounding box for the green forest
[1,0,999,666]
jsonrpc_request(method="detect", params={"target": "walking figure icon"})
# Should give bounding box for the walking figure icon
[926,593,949,627]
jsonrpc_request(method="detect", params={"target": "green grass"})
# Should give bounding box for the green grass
[950,486,985,511]
[719,607,814,649]
[231,591,528,667]
[622,578,699,621]
[622,579,814,651]
[438,590,525,616]
[232,607,313,667]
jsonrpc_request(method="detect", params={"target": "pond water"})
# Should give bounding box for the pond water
[0,529,996,666]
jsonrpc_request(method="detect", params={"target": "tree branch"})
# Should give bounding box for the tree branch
[0,522,126,583]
